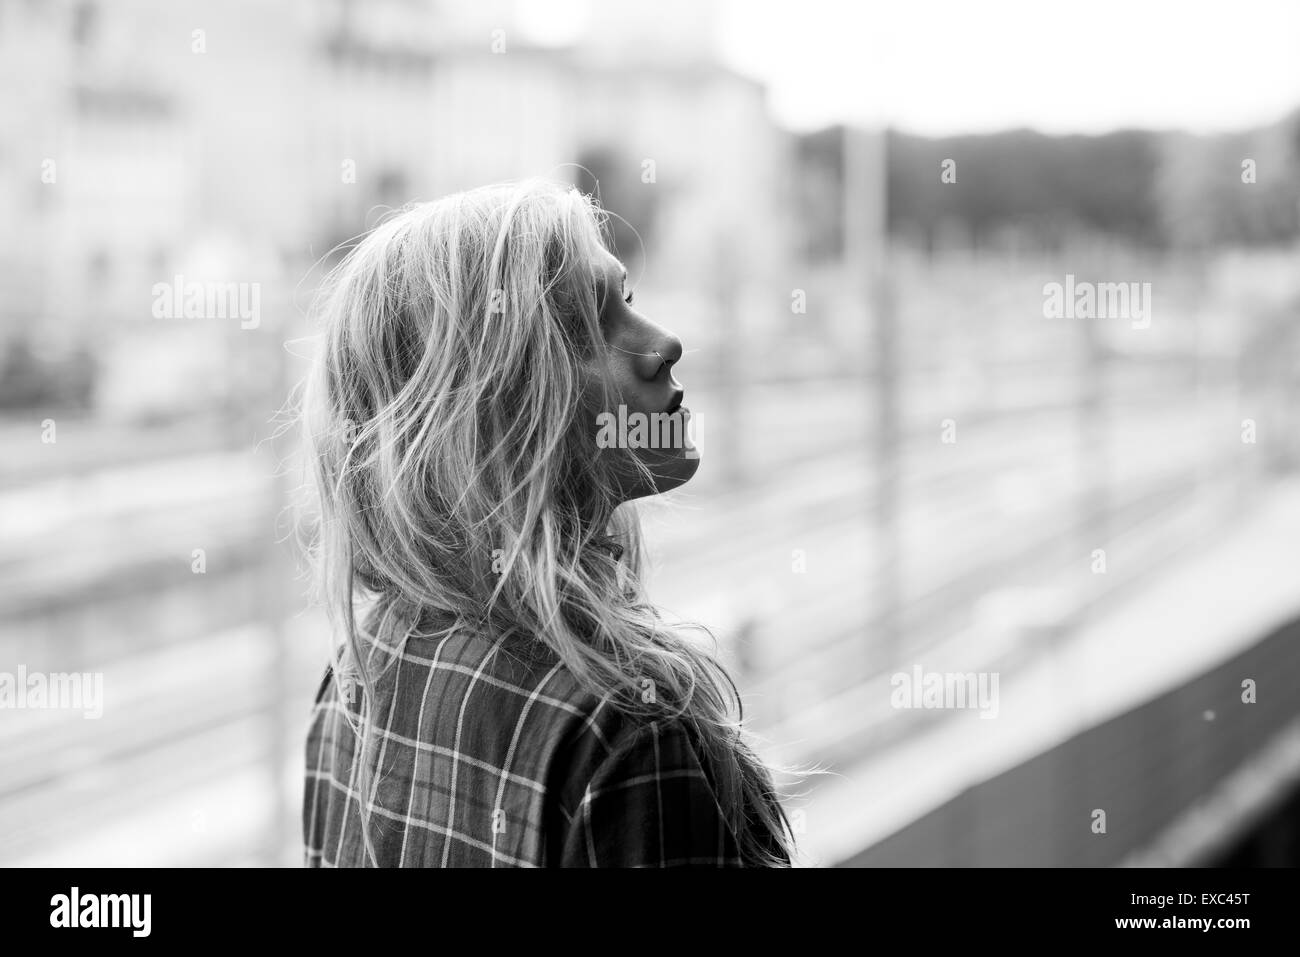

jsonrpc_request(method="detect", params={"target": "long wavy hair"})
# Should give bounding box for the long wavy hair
[298,178,796,866]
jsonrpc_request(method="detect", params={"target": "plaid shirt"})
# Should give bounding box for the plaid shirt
[303,626,790,867]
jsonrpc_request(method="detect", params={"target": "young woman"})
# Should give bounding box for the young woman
[299,179,796,867]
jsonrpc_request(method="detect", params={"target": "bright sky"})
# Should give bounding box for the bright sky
[718,0,1300,134]
[518,0,1300,135]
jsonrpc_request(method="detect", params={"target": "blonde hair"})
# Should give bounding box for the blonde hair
[299,179,796,866]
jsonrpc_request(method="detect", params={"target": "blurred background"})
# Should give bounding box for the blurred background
[2,0,1300,866]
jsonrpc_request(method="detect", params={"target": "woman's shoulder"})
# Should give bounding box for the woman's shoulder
[391,627,718,815]
[311,625,723,796]
[308,625,614,758]
[373,625,607,735]
[391,627,722,790]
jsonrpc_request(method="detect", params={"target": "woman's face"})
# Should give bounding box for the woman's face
[586,247,700,502]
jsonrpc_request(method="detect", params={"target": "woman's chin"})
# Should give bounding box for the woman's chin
[651,449,701,494]
[614,448,701,501]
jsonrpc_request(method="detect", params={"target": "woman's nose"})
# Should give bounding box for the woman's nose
[643,332,683,379]
[658,333,683,367]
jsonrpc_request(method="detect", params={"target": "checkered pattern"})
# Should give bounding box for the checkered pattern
[303,626,789,867]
